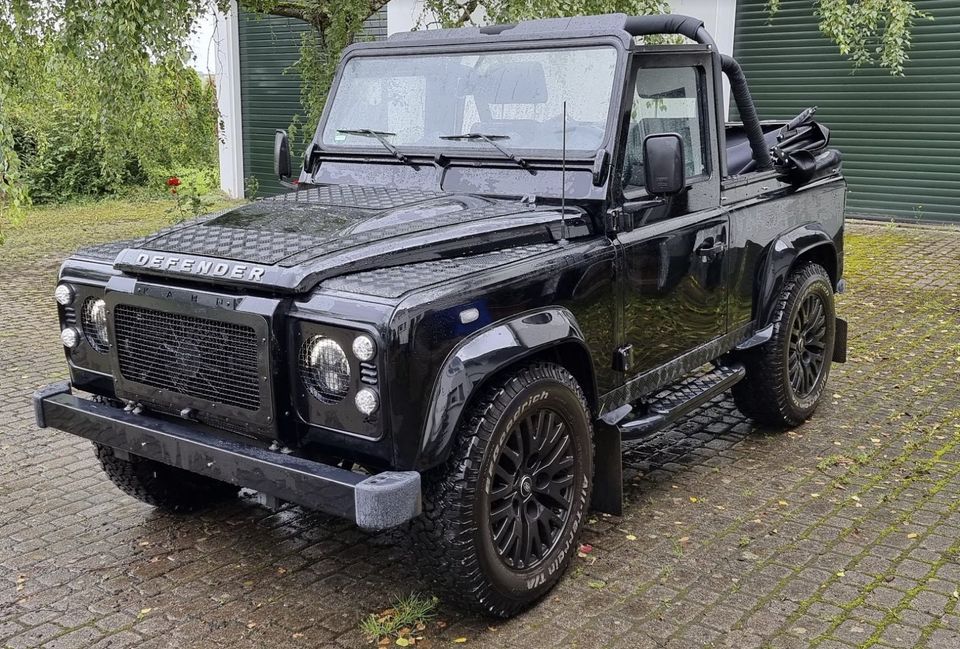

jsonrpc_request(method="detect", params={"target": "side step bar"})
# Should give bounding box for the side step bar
[619,364,746,440]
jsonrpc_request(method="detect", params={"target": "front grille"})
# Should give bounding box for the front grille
[113,304,262,410]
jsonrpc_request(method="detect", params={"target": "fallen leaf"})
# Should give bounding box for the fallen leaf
[778,500,788,506]
[138,608,152,618]
[625,534,637,541]
[907,533,919,539]
[292,633,304,639]
[836,571,845,577]
[678,536,689,544]
[689,497,698,503]
[453,638,467,644]
[588,580,606,589]
[395,638,411,647]
[246,622,256,629]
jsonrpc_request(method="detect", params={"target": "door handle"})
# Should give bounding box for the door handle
[695,239,726,259]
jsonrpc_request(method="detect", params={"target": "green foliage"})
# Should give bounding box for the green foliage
[0,0,218,213]
[424,0,671,28]
[769,0,929,76]
[7,55,219,203]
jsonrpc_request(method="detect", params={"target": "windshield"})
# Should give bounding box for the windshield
[320,46,619,155]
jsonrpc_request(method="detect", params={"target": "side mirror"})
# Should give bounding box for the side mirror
[274,129,292,180]
[643,133,686,196]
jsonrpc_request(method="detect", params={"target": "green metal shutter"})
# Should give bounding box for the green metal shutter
[238,9,388,197]
[733,0,960,222]
[238,13,311,197]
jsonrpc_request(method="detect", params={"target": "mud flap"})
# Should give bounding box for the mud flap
[591,423,623,516]
[833,317,848,363]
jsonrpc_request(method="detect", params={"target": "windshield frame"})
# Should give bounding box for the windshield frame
[311,36,629,163]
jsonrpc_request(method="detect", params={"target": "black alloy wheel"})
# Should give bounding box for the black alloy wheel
[488,407,574,570]
[788,292,828,399]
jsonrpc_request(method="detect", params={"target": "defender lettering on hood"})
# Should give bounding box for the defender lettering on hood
[131,253,267,282]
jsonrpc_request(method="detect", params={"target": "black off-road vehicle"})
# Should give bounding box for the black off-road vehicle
[35,13,847,616]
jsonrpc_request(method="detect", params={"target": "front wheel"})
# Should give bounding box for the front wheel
[732,262,836,427]
[94,444,238,512]
[413,363,594,617]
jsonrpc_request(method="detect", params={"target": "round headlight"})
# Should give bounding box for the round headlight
[60,327,80,349]
[300,336,350,403]
[352,334,376,362]
[54,283,75,306]
[81,298,109,353]
[355,387,380,416]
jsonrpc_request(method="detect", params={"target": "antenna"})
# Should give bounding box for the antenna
[560,100,568,243]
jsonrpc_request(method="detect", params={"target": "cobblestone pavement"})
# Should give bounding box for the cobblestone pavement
[2,215,960,649]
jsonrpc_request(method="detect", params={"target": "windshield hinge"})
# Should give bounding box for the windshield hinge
[605,207,621,234]
[592,150,609,186]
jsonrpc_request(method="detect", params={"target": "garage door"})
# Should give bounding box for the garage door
[238,10,389,197]
[733,0,960,222]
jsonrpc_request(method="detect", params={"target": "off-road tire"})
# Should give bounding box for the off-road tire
[94,444,238,512]
[732,262,836,427]
[413,362,594,617]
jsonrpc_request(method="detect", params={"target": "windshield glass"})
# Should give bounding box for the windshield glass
[320,46,619,155]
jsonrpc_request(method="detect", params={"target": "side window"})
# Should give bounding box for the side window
[622,66,707,189]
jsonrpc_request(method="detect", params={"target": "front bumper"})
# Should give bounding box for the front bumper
[33,382,421,530]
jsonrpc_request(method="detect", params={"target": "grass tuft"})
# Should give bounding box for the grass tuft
[359,593,438,643]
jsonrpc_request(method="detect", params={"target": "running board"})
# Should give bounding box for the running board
[619,364,746,440]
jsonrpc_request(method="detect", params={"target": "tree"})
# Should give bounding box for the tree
[0,0,930,240]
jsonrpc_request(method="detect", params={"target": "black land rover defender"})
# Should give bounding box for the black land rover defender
[35,14,848,616]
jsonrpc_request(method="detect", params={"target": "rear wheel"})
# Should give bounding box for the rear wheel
[732,262,836,427]
[414,363,593,617]
[94,444,238,512]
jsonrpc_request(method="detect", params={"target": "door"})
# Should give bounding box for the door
[615,54,728,377]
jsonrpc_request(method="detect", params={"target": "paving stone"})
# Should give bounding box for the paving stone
[2,221,960,648]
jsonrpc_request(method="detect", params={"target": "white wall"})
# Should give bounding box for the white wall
[387,0,423,33]
[215,1,245,199]
[670,0,738,117]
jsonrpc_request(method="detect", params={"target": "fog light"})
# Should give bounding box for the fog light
[355,387,379,416]
[54,283,75,306]
[352,334,376,362]
[60,327,80,349]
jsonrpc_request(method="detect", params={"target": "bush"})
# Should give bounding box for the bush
[8,47,220,204]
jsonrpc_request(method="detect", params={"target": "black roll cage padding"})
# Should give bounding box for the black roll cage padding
[622,14,773,174]
[720,54,774,171]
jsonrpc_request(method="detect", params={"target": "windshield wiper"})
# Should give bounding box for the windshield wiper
[438,132,533,172]
[336,128,413,166]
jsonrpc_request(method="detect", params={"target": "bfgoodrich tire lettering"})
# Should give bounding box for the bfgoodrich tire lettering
[733,262,836,427]
[413,362,593,617]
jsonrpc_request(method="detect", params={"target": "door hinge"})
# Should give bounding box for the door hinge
[605,208,622,235]
[613,344,633,373]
